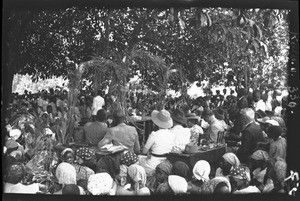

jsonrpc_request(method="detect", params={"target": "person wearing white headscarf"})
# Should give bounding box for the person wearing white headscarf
[193,160,211,182]
[188,160,211,194]
[116,164,150,195]
[215,152,240,178]
[168,175,188,194]
[53,162,77,194]
[87,172,117,195]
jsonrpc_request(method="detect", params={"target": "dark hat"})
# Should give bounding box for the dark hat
[213,108,225,120]
[255,109,267,119]
[171,109,187,126]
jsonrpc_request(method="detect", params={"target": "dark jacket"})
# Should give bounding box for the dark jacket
[236,122,265,163]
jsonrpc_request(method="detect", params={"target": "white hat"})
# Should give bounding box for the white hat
[151,109,173,129]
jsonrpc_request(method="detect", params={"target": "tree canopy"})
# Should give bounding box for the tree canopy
[5,7,289,93]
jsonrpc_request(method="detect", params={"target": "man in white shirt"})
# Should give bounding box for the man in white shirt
[170,109,191,152]
[91,90,105,119]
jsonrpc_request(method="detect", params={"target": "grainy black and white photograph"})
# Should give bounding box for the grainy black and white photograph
[2,0,299,200]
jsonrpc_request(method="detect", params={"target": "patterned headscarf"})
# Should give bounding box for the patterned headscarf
[61,148,74,158]
[230,167,250,182]
[251,150,270,161]
[55,162,77,185]
[128,164,147,186]
[76,147,95,161]
[73,164,95,181]
[168,175,188,194]
[120,151,139,167]
[193,160,211,181]
[96,155,120,179]
[6,162,25,184]
[156,160,173,175]
[172,161,190,179]
[87,173,113,195]
[222,153,240,168]
[200,176,231,194]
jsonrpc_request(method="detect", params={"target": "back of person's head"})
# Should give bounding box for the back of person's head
[267,125,282,140]
[113,109,125,124]
[214,182,230,193]
[96,109,107,122]
[62,184,80,195]
[97,90,102,96]
[49,88,54,94]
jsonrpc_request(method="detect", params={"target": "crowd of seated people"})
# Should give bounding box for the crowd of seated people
[3,86,289,195]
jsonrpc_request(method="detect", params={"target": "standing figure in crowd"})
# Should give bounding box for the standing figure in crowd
[236,88,249,111]
[236,108,265,163]
[91,90,105,121]
[267,126,286,160]
[253,90,266,112]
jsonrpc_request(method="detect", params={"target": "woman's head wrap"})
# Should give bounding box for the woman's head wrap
[61,148,74,158]
[120,151,139,167]
[55,162,77,185]
[222,153,240,168]
[251,150,270,161]
[193,160,211,181]
[200,176,231,194]
[76,147,95,161]
[96,155,120,179]
[87,173,113,195]
[5,162,26,184]
[172,161,190,179]
[128,164,147,186]
[156,160,173,175]
[168,175,188,194]
[230,167,251,182]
